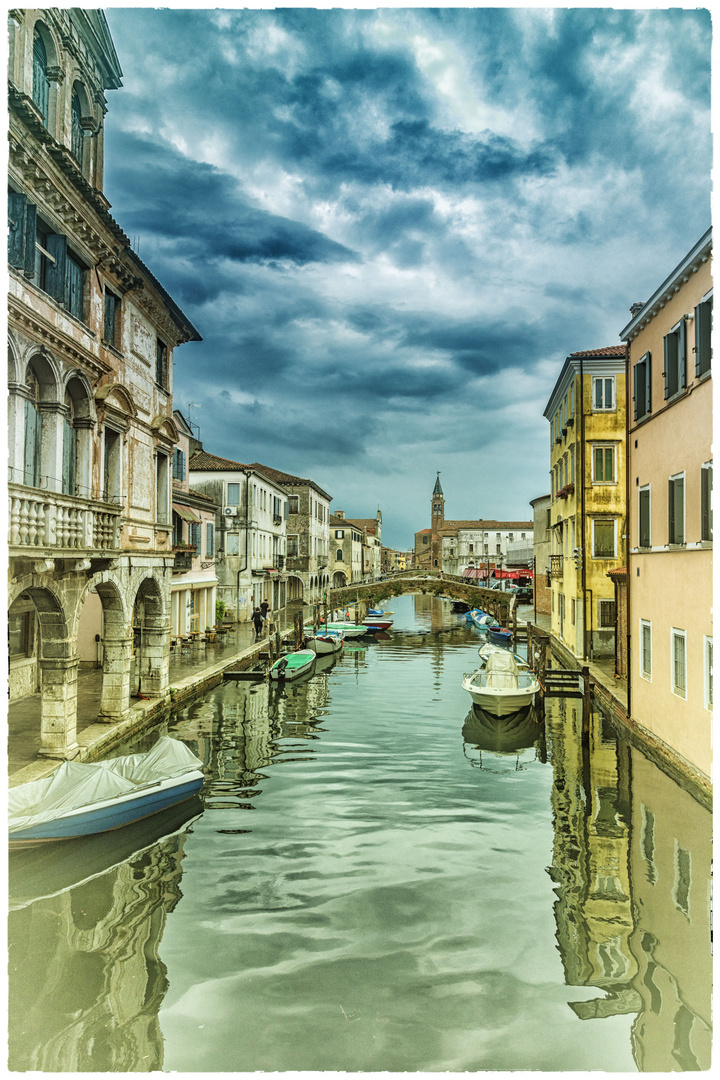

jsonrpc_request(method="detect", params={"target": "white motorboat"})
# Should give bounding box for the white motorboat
[462,650,540,716]
[321,621,367,639]
[478,642,530,671]
[305,628,344,655]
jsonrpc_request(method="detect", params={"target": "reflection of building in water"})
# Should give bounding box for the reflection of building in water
[412,592,448,632]
[627,750,711,1071]
[547,697,638,1017]
[8,831,189,1071]
[546,695,712,1069]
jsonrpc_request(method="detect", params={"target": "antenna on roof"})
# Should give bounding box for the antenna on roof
[187,401,202,437]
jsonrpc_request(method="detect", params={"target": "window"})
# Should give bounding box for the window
[634,351,651,420]
[469,543,474,553]
[336,548,343,562]
[189,521,202,552]
[640,620,652,679]
[335,529,344,539]
[103,426,122,502]
[571,598,576,626]
[638,486,651,548]
[701,462,712,541]
[172,448,186,481]
[593,445,615,484]
[598,599,616,629]
[704,636,713,710]
[288,495,299,514]
[71,91,83,163]
[30,218,88,321]
[9,611,32,657]
[104,289,121,348]
[592,376,615,411]
[671,628,686,698]
[695,293,712,378]
[64,250,85,320]
[668,473,685,545]
[62,409,77,496]
[156,339,168,390]
[508,533,514,542]
[287,535,299,556]
[593,519,616,558]
[32,30,49,125]
[226,483,240,506]
[640,805,658,885]
[206,522,214,557]
[496,544,501,554]
[664,320,686,399]
[673,843,691,918]
[226,533,239,556]
[23,371,42,488]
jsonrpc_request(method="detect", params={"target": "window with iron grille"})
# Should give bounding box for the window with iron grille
[598,599,616,629]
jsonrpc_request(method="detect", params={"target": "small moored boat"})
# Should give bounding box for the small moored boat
[486,625,513,645]
[9,737,205,846]
[305,629,344,655]
[320,621,367,639]
[478,642,530,670]
[462,651,540,716]
[361,618,393,631]
[270,649,316,681]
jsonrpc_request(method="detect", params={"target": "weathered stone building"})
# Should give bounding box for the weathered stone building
[530,493,552,615]
[343,510,382,580]
[330,510,363,586]
[7,9,201,757]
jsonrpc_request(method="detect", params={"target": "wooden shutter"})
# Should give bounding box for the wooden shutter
[696,300,712,376]
[104,292,115,344]
[663,335,672,398]
[8,192,27,269]
[206,522,214,556]
[701,465,712,541]
[44,233,67,303]
[678,319,686,389]
[639,488,650,548]
[62,418,77,495]
[645,352,651,414]
[633,361,639,420]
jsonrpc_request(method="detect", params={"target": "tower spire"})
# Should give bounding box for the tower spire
[433,470,443,496]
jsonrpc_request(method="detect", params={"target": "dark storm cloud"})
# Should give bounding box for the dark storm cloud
[103,6,711,545]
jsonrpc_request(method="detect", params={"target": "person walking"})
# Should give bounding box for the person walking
[260,599,270,622]
[252,607,264,640]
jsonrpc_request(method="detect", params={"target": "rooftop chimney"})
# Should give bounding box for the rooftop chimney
[629,301,644,316]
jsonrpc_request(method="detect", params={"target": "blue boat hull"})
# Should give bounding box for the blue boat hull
[487,628,513,645]
[9,774,204,844]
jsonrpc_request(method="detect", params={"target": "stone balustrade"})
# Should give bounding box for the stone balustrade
[8,483,121,553]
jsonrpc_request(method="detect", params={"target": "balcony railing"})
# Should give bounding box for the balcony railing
[549,554,564,579]
[173,548,194,572]
[8,483,121,552]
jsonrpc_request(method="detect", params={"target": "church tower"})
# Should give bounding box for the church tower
[430,473,445,569]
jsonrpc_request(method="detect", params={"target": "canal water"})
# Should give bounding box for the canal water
[8,594,711,1072]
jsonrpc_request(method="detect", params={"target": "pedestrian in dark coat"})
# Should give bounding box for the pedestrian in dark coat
[252,608,264,639]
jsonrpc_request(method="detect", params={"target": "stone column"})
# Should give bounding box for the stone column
[38,651,79,758]
[99,635,133,720]
[138,618,171,697]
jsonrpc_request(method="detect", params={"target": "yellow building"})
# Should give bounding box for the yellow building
[621,228,712,779]
[544,347,627,659]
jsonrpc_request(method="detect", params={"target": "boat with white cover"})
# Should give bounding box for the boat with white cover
[305,628,344,655]
[462,650,540,716]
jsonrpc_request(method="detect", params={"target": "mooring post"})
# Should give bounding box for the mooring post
[581,665,592,737]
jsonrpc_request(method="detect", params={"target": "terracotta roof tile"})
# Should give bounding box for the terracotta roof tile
[189,450,248,471]
[568,345,627,358]
[246,462,332,502]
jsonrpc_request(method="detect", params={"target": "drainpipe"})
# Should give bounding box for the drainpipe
[236,469,252,622]
[580,356,588,660]
[624,340,632,717]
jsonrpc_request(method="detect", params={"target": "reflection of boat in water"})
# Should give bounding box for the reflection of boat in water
[8,795,203,910]
[461,703,543,754]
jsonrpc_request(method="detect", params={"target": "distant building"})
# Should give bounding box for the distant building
[543,345,628,659]
[330,511,363,586]
[529,494,552,615]
[246,464,332,607]
[188,452,289,620]
[343,511,382,581]
[414,475,533,576]
[382,547,409,573]
[622,228,712,780]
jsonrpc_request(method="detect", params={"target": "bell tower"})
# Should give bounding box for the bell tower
[431,472,444,532]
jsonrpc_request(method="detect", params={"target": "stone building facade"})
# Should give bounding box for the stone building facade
[343,510,382,581]
[330,511,363,586]
[187,452,289,621]
[7,9,201,758]
[530,494,552,615]
[247,463,332,606]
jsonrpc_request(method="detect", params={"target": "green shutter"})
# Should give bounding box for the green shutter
[8,192,26,268]
[701,465,712,541]
[633,361,639,421]
[679,319,686,389]
[62,418,76,495]
[44,233,67,303]
[696,300,712,376]
[645,352,651,413]
[639,488,650,548]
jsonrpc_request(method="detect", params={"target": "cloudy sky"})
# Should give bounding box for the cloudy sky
[103,3,711,548]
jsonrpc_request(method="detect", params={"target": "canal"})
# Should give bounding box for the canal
[8,594,711,1072]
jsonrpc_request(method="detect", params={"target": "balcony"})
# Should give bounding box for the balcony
[273,514,282,526]
[274,553,285,569]
[8,484,121,554]
[173,546,196,572]
[549,554,564,579]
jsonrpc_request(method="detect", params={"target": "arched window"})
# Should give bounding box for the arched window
[71,91,83,163]
[23,371,42,487]
[336,548,343,562]
[32,30,49,125]
[62,391,77,495]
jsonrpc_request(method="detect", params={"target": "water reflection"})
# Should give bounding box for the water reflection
[8,813,197,1071]
[543,695,711,1069]
[6,594,711,1072]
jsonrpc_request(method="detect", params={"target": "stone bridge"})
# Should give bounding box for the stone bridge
[328,571,511,622]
